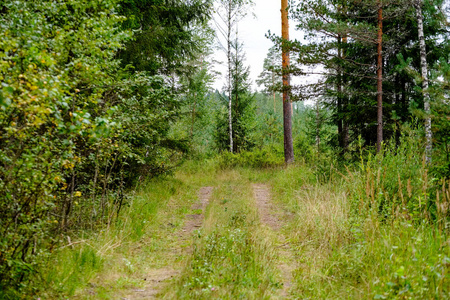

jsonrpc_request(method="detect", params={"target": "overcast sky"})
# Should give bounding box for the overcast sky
[210,0,304,92]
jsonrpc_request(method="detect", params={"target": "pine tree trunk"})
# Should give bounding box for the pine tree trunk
[376,2,383,153]
[281,0,294,164]
[415,0,432,163]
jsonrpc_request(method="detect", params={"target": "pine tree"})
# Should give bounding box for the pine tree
[256,46,282,113]
[281,0,294,163]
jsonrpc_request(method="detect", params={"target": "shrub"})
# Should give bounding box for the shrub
[216,148,284,169]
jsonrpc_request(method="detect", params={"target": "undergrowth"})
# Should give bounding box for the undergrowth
[27,134,450,299]
[269,133,450,299]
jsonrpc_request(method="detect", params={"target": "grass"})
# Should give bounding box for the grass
[36,175,203,299]
[34,154,450,299]
[166,169,280,299]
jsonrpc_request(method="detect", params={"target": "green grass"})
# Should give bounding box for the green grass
[166,170,280,299]
[37,175,201,299]
[34,155,450,299]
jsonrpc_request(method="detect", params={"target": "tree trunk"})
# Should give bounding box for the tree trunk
[228,1,233,153]
[415,0,432,163]
[281,0,294,164]
[337,35,343,150]
[190,93,197,138]
[316,99,320,154]
[401,76,407,122]
[342,34,349,152]
[376,2,383,153]
[272,71,276,113]
[337,2,349,154]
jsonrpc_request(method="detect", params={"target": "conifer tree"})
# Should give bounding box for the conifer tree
[281,0,294,163]
[214,0,253,153]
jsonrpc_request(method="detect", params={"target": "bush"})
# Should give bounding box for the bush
[216,148,284,169]
[0,0,129,292]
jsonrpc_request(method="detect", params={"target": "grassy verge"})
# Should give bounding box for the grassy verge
[259,161,450,299]
[36,167,214,299]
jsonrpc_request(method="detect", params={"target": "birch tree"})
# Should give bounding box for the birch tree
[414,0,432,163]
[376,0,384,153]
[214,0,252,153]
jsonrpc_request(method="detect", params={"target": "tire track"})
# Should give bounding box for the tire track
[126,186,213,299]
[252,183,296,299]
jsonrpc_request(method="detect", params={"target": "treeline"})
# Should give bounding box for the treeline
[264,0,449,170]
[0,0,213,294]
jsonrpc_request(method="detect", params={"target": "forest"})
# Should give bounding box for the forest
[0,0,449,298]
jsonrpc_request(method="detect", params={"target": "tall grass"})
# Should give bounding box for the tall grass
[241,131,450,298]
[35,176,192,298]
[275,133,450,298]
[30,137,450,299]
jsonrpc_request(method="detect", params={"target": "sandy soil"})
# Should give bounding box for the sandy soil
[252,183,296,299]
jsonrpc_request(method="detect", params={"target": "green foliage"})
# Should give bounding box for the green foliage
[286,0,450,153]
[115,73,187,179]
[367,224,449,299]
[0,0,130,292]
[182,227,272,298]
[172,171,278,299]
[172,65,216,157]
[256,46,282,96]
[216,148,284,169]
[0,0,215,291]
[252,93,283,148]
[297,217,450,299]
[430,57,450,178]
[117,0,212,75]
[37,175,183,298]
[214,92,256,153]
[44,246,104,296]
[214,36,256,153]
[346,131,436,221]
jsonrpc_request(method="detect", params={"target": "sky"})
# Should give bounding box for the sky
[210,0,304,92]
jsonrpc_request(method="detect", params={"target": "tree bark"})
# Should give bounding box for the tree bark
[281,0,294,164]
[415,0,432,163]
[228,1,233,153]
[342,34,349,152]
[376,2,383,153]
[337,35,343,150]
[337,3,349,154]
[316,99,321,154]
[272,71,276,113]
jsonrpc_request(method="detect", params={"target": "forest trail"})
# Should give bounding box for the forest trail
[182,186,213,237]
[36,165,450,299]
[253,184,297,299]
[128,183,297,299]
[125,187,213,299]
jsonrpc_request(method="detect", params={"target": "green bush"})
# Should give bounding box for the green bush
[0,0,129,291]
[216,148,284,169]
